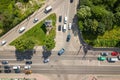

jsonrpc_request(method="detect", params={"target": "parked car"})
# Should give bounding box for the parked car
[107,57,118,62]
[19,27,25,33]
[26,61,32,64]
[66,34,71,42]
[68,23,72,30]
[58,48,65,56]
[100,52,109,56]
[111,51,118,56]
[1,61,8,64]
[33,18,39,23]
[59,16,62,22]
[43,58,50,63]
[98,56,106,61]
[0,40,7,46]
[64,17,67,24]
[63,24,67,32]
[58,25,61,31]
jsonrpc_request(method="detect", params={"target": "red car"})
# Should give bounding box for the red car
[111,52,118,56]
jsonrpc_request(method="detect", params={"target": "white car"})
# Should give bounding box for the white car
[24,65,31,70]
[33,18,39,23]
[19,27,25,33]
[13,65,20,70]
[64,17,67,24]
[68,23,72,30]
[1,40,7,46]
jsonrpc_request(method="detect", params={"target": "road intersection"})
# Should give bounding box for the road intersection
[0,0,120,79]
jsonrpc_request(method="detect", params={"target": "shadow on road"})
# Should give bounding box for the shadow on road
[42,46,52,59]
[15,50,34,61]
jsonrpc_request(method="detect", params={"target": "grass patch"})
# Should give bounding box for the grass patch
[10,13,56,46]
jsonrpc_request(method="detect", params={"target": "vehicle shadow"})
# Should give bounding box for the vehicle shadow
[42,46,52,59]
[15,50,34,61]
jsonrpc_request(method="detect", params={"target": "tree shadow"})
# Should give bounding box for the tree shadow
[41,24,47,33]
[15,50,34,61]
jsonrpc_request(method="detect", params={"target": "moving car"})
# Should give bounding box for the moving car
[1,61,8,64]
[4,69,11,73]
[13,65,20,70]
[98,56,106,61]
[33,18,39,23]
[117,56,120,60]
[24,65,31,70]
[43,58,50,63]
[4,66,10,69]
[70,0,73,3]
[100,52,109,56]
[0,40,7,46]
[19,27,25,33]
[111,51,118,56]
[66,34,71,42]
[26,61,32,64]
[58,48,65,56]
[25,70,32,74]
[45,6,52,13]
[107,57,118,62]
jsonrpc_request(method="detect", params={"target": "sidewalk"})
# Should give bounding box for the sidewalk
[0,74,50,80]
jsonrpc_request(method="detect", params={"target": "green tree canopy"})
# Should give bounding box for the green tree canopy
[14,39,35,52]
[77,5,91,20]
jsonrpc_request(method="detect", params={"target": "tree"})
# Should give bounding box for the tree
[44,37,55,51]
[14,39,35,52]
[97,22,105,34]
[114,12,120,26]
[77,5,91,20]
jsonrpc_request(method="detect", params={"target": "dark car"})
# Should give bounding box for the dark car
[4,69,11,73]
[70,0,73,3]
[100,52,109,56]
[15,69,21,73]
[58,25,61,31]
[1,61,8,64]
[58,48,65,56]
[66,34,71,42]
[4,66,10,69]
[26,61,32,64]
[59,16,62,22]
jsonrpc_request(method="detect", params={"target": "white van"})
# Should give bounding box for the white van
[107,57,118,62]
[63,24,67,32]
[64,17,67,24]
[19,27,25,33]
[45,6,52,13]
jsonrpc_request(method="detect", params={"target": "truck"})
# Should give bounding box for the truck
[45,6,52,13]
